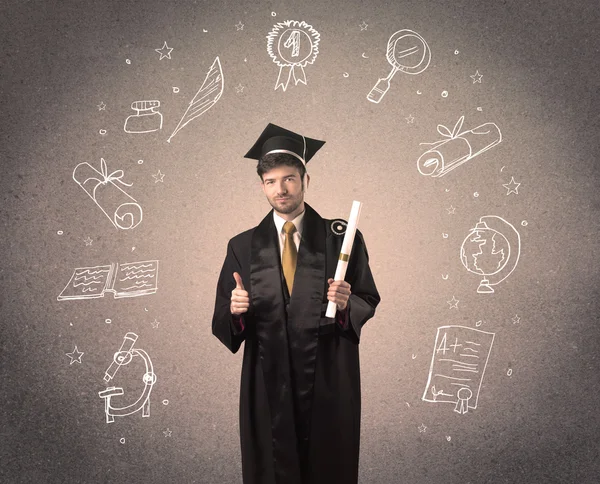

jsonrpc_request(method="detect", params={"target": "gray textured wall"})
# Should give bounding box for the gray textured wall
[2,0,599,482]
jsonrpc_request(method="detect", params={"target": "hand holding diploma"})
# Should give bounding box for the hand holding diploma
[326,200,362,318]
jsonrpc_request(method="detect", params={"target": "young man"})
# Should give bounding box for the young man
[211,123,380,484]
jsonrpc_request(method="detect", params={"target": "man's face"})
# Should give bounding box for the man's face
[260,165,308,216]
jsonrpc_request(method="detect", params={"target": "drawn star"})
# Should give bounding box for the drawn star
[155,41,173,60]
[405,114,415,124]
[512,314,521,324]
[235,21,244,31]
[470,70,483,83]
[152,170,165,183]
[446,205,456,214]
[447,296,459,309]
[151,319,160,329]
[66,346,84,365]
[83,236,93,246]
[235,83,245,94]
[418,423,427,433]
[163,428,173,437]
[503,176,521,195]
[97,101,106,111]
[359,21,368,31]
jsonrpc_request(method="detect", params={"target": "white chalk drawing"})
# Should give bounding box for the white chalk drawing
[267,20,320,91]
[359,21,368,31]
[460,215,521,293]
[126,59,131,64]
[98,332,156,423]
[167,56,223,143]
[124,101,163,133]
[406,114,415,123]
[57,260,159,301]
[441,90,449,98]
[470,70,483,83]
[418,423,427,432]
[417,116,502,177]
[83,236,93,246]
[512,314,521,324]
[367,29,431,104]
[503,176,520,195]
[152,170,165,183]
[163,428,173,437]
[66,346,84,365]
[235,21,244,31]
[235,83,245,93]
[446,205,456,214]
[97,102,106,111]
[155,41,173,60]
[151,319,160,329]
[441,274,449,280]
[362,52,369,58]
[447,295,459,309]
[73,158,143,230]
[422,325,495,414]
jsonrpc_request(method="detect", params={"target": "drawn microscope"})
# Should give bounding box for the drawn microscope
[98,332,156,423]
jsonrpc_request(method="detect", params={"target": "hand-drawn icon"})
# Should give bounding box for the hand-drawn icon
[97,102,106,111]
[235,21,244,31]
[441,90,449,98]
[126,59,131,65]
[512,314,521,324]
[66,346,84,365]
[460,215,521,293]
[359,21,368,31]
[73,158,143,230]
[155,41,173,60]
[502,176,520,195]
[470,70,483,83]
[267,20,320,91]
[406,114,415,123]
[447,295,459,309]
[152,170,165,183]
[163,428,173,437]
[124,100,163,133]
[98,332,156,423]
[83,236,93,246]
[446,205,456,214]
[417,116,502,177]
[418,423,427,432]
[422,325,495,414]
[367,29,431,104]
[167,56,223,143]
[151,319,160,329]
[57,260,159,301]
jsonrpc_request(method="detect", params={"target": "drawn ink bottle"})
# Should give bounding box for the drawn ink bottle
[124,100,163,133]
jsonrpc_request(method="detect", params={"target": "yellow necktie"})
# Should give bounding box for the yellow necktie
[282,221,297,295]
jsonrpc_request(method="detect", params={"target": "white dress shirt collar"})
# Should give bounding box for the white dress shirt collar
[273,208,305,238]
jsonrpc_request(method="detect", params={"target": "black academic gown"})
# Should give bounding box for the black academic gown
[212,203,380,484]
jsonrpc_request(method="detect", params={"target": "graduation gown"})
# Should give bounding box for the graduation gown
[212,203,380,484]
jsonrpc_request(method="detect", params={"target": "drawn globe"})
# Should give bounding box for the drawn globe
[460,222,510,277]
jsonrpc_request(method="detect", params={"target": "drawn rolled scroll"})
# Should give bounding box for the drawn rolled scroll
[73,158,142,230]
[417,116,502,177]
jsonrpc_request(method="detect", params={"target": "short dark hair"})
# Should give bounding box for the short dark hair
[257,152,306,181]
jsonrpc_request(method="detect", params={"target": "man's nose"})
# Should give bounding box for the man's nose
[276,182,287,194]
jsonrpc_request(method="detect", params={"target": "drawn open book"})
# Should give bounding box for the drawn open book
[57,260,159,301]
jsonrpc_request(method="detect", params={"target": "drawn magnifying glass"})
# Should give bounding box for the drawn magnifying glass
[367,29,431,104]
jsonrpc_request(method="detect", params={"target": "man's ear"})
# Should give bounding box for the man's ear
[259,177,265,194]
[305,173,310,190]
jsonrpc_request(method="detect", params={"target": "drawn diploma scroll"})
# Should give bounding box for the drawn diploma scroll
[422,325,495,414]
[57,260,159,301]
[326,201,362,318]
[98,332,156,423]
[417,116,502,177]
[73,158,142,230]
[167,56,223,142]
[267,20,320,91]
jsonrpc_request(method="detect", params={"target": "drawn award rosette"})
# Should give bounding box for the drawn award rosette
[266,20,320,91]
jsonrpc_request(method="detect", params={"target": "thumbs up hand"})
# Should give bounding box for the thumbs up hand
[231,272,250,315]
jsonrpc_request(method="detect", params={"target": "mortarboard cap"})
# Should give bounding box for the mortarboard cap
[244,123,325,165]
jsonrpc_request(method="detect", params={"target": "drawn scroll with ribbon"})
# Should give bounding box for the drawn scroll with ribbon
[73,158,143,230]
[267,20,320,91]
[417,115,502,177]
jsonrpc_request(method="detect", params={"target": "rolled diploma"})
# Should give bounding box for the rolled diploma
[326,200,362,318]
[73,162,143,230]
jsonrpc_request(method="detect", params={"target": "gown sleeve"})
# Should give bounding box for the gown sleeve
[211,239,247,354]
[338,229,380,345]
